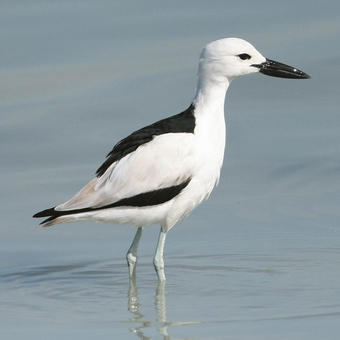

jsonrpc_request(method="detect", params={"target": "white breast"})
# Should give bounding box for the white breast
[193,102,226,184]
[163,105,226,231]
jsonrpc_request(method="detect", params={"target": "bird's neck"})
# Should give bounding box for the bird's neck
[193,76,230,117]
[191,75,229,177]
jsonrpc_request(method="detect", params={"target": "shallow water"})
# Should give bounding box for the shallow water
[1,237,340,339]
[1,1,340,339]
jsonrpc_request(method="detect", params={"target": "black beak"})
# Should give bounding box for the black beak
[252,58,310,79]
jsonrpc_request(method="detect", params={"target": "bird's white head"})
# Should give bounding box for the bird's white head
[198,37,310,85]
[199,38,265,82]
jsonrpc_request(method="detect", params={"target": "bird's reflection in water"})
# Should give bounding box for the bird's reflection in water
[127,274,198,340]
[128,273,169,339]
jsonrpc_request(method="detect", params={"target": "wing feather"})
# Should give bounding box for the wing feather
[95,104,195,176]
[56,133,195,211]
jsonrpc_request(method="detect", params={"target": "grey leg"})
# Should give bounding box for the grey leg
[126,227,143,277]
[153,229,167,281]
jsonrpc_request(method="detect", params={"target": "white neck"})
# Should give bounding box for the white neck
[190,71,230,187]
[192,67,230,115]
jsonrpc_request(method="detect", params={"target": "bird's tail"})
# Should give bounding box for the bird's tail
[33,207,74,227]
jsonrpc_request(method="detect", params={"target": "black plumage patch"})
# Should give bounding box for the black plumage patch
[33,178,191,225]
[96,104,195,177]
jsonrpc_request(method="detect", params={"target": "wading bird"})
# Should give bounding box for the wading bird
[34,38,309,281]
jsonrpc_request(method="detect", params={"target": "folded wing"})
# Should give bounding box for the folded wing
[55,132,195,212]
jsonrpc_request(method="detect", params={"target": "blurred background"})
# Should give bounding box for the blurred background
[1,1,339,339]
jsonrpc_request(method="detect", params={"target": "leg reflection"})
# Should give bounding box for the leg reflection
[127,276,198,339]
[155,280,169,338]
[128,273,149,339]
[127,275,170,339]
[128,273,141,316]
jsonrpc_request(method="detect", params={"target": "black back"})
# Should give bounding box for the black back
[96,104,195,177]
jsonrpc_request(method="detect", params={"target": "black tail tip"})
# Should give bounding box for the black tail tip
[33,207,56,218]
[33,207,59,225]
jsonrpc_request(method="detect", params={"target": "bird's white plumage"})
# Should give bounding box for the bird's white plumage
[35,37,309,280]
[55,117,225,231]
[45,38,263,233]
[50,38,266,230]
[57,133,195,211]
[55,132,204,230]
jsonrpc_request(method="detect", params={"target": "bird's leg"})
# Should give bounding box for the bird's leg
[153,229,167,281]
[126,227,143,277]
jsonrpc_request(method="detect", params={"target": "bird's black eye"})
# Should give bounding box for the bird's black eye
[238,53,251,60]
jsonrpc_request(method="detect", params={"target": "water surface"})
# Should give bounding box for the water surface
[1,1,340,339]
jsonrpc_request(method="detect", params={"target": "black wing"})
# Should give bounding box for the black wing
[96,104,195,177]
